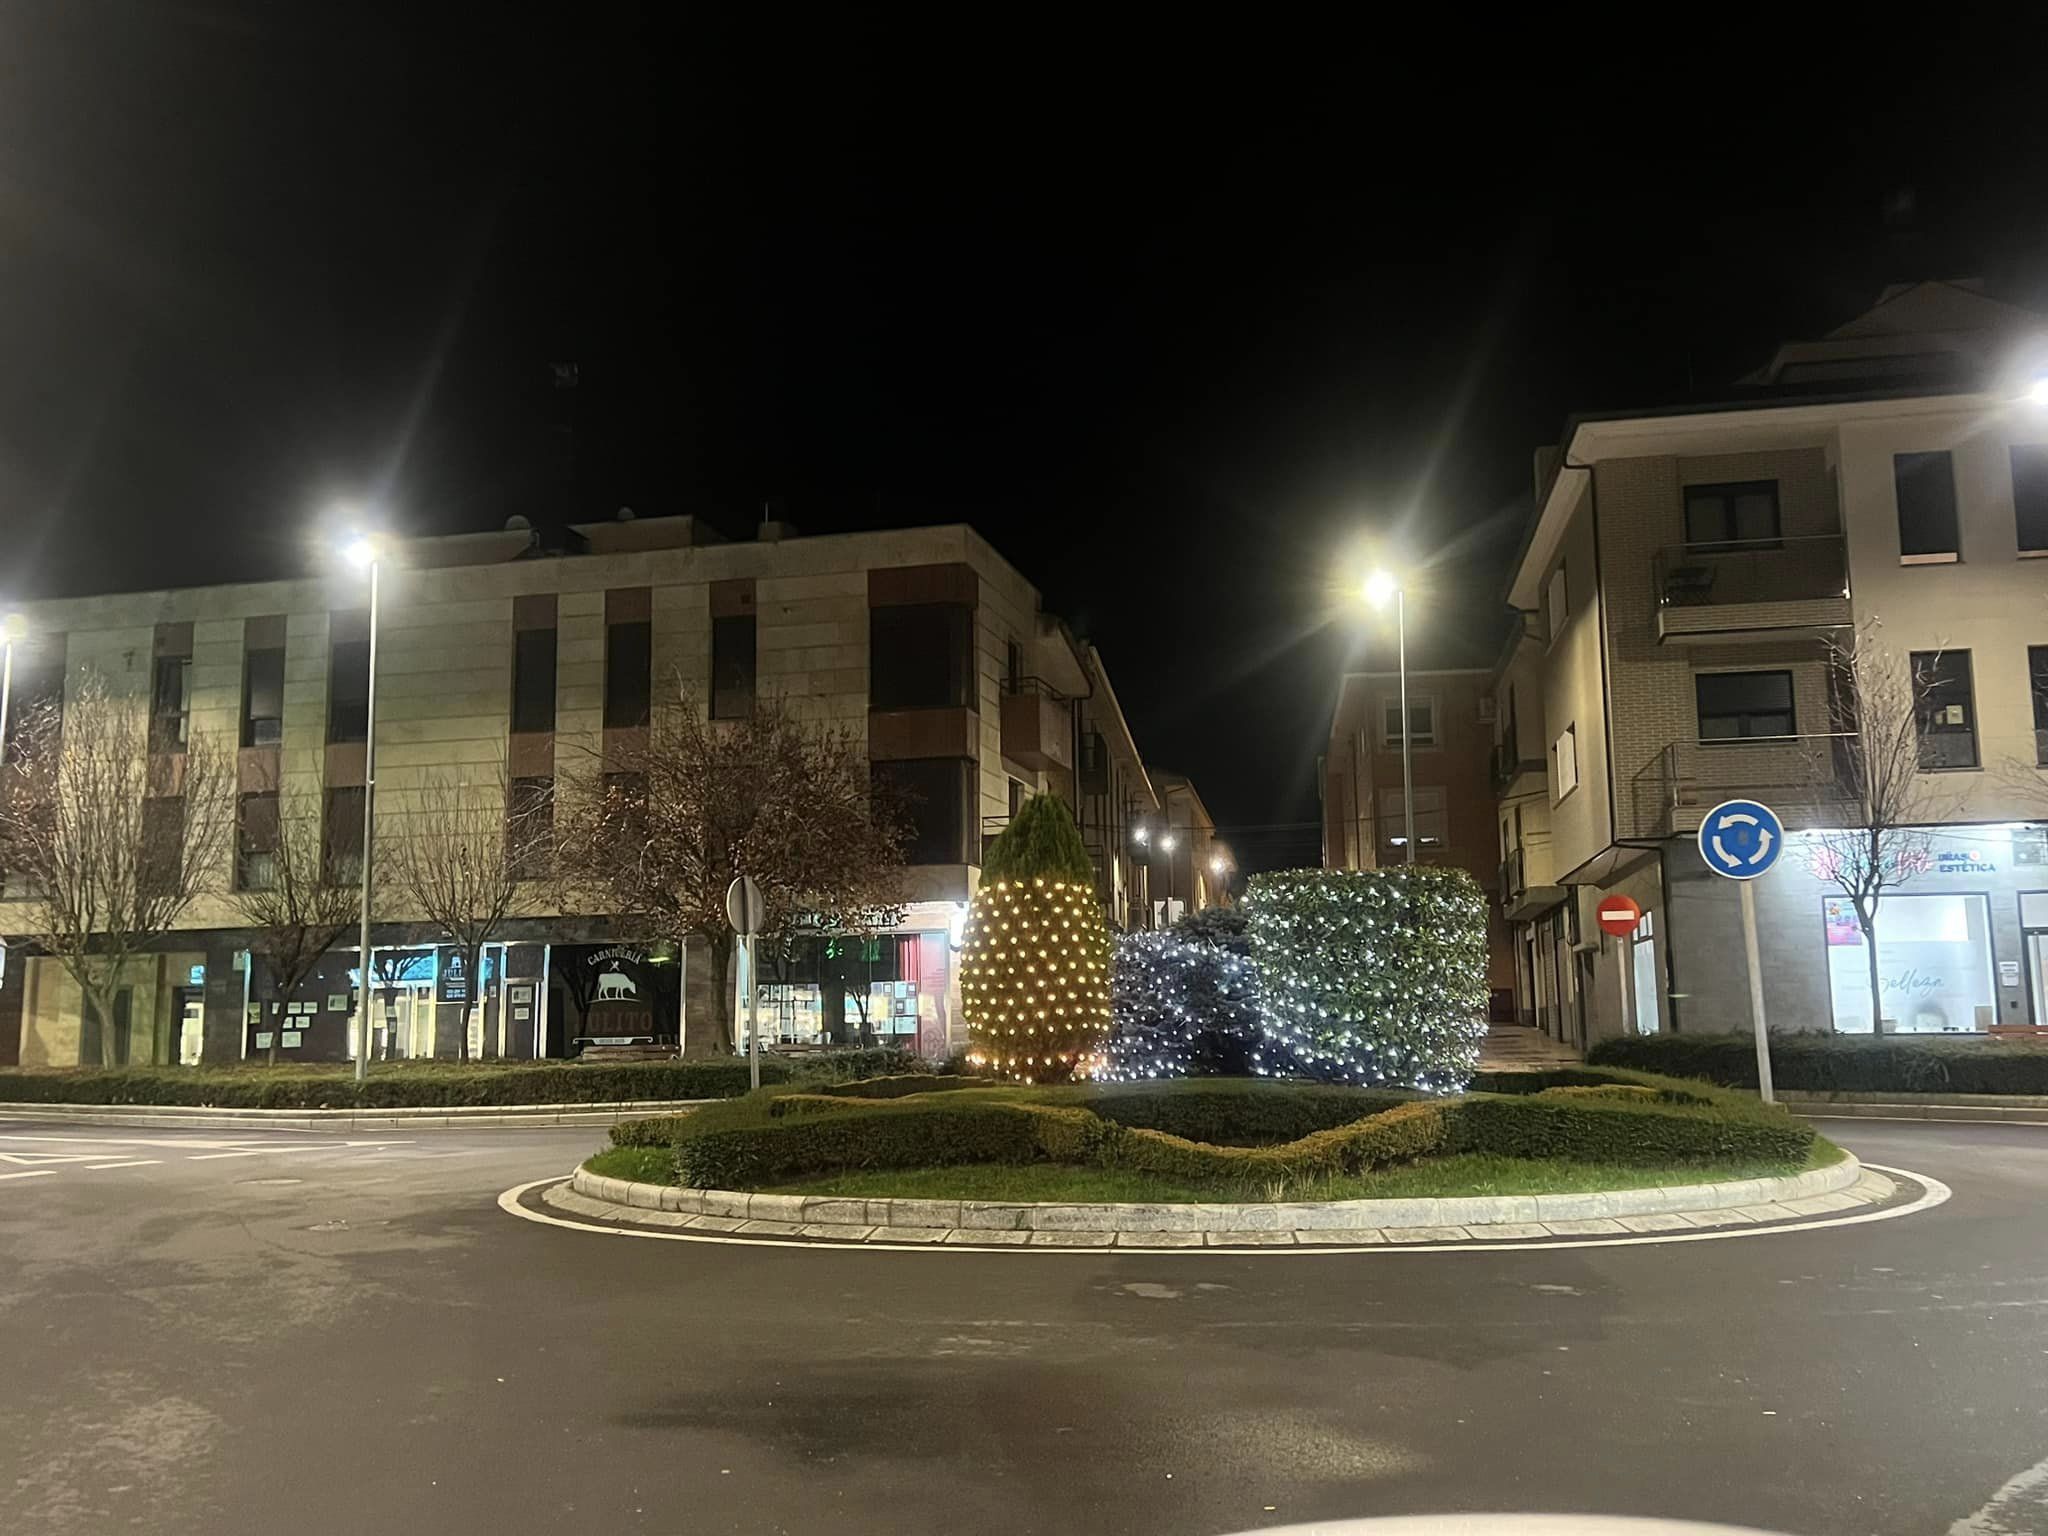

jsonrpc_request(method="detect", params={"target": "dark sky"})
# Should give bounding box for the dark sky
[6,6,2048,869]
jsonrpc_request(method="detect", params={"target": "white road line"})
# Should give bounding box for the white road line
[0,1169,56,1182]
[496,1162,1953,1257]
[85,1159,160,1170]
[1949,1450,2048,1534]
[186,1150,267,1161]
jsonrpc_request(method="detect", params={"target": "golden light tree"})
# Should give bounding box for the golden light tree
[962,796,1111,1081]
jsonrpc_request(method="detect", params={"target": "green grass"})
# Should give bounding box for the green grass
[584,1145,677,1184]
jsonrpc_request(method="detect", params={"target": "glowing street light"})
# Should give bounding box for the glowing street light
[1363,567,1415,865]
[339,523,384,1083]
[2028,376,2048,407]
[0,612,24,769]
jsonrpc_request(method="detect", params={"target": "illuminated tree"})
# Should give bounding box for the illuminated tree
[1244,866,1486,1092]
[963,794,1111,1081]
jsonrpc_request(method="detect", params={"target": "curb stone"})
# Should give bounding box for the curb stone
[562,1154,1868,1246]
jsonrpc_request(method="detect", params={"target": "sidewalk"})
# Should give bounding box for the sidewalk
[0,1099,711,1133]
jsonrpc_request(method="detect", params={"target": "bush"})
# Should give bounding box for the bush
[1243,867,1487,1092]
[810,1074,997,1101]
[1104,928,1265,1079]
[678,1100,1112,1187]
[1587,1032,2048,1095]
[961,876,1114,1082]
[1084,1079,1419,1145]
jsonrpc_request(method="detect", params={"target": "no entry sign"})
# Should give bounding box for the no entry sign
[1595,894,1642,938]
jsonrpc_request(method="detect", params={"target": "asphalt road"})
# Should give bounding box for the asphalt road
[1,1116,2044,1536]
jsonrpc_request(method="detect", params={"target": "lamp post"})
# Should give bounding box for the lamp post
[0,613,24,770]
[1158,830,1178,927]
[1363,569,1415,865]
[343,533,383,1083]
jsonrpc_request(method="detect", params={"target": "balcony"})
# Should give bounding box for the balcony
[1490,739,1546,794]
[999,676,1072,772]
[1652,535,1851,644]
[1628,734,1860,840]
[1498,844,1566,922]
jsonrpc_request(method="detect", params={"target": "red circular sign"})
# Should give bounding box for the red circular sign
[1595,894,1642,937]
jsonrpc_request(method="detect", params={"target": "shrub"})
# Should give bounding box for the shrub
[1587,1032,2048,1095]
[1243,867,1488,1092]
[961,876,1113,1082]
[980,792,1095,885]
[678,1100,1109,1187]
[1104,928,1265,1079]
[1085,1079,1419,1145]
[810,1073,997,1101]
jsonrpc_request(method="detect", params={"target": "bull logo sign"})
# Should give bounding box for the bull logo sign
[586,946,647,1005]
[596,967,639,1001]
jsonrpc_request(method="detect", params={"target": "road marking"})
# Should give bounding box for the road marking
[0,1169,56,1182]
[186,1150,267,1161]
[496,1162,1952,1257]
[85,1159,160,1170]
[1950,1450,2048,1534]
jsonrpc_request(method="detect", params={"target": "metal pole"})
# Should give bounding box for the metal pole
[0,638,14,771]
[1739,879,1774,1103]
[1617,930,1634,1036]
[353,560,381,1084]
[1397,586,1415,864]
[745,936,761,1091]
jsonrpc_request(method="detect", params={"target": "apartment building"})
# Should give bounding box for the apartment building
[1323,665,1514,1010]
[0,516,1163,1067]
[1502,281,2048,1049]
[1149,771,1229,923]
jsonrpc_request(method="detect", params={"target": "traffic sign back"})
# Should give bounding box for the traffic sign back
[1697,799,1785,881]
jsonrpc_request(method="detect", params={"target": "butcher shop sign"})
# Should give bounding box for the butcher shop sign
[587,946,647,1003]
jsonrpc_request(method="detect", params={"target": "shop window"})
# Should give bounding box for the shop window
[150,655,191,749]
[870,603,973,710]
[323,785,365,885]
[1824,893,1996,1033]
[237,791,279,891]
[1695,670,1795,741]
[328,636,370,743]
[511,628,557,734]
[604,620,651,729]
[2030,645,2048,767]
[1895,450,1959,563]
[2013,444,2048,554]
[1911,649,1979,769]
[1684,480,1781,547]
[872,757,972,864]
[242,646,285,747]
[711,614,756,720]
[1630,910,1660,1035]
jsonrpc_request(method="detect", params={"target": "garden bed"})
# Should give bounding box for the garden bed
[0,1047,923,1109]
[593,1068,1826,1203]
[1589,1032,2048,1095]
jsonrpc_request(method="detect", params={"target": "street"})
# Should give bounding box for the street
[2,1118,2044,1536]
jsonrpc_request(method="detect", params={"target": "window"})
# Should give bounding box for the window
[242,647,284,747]
[711,614,756,720]
[1553,724,1578,798]
[1695,670,1796,741]
[1008,777,1026,817]
[871,757,972,865]
[604,620,651,729]
[328,637,370,743]
[1684,480,1781,546]
[1005,638,1023,691]
[323,785,365,885]
[870,603,974,710]
[2033,646,2048,767]
[1379,695,1438,748]
[150,655,191,749]
[1912,650,1979,769]
[1630,910,1661,1036]
[2014,445,2048,554]
[1895,450,1960,562]
[139,797,184,896]
[1545,566,1569,643]
[511,628,557,734]
[506,776,554,880]
[236,792,279,891]
[1824,892,1995,1032]
[1377,786,1447,854]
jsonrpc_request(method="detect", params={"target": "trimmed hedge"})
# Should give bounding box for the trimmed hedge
[663,1067,1816,1188]
[0,1046,928,1110]
[1082,1081,1420,1146]
[1588,1032,2048,1095]
[812,1074,996,1101]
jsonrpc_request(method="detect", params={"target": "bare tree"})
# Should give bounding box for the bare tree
[1802,624,1964,1035]
[382,764,549,1062]
[557,690,909,1055]
[0,669,233,1066]
[229,789,361,1065]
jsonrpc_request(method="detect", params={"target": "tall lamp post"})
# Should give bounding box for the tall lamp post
[1363,569,1415,865]
[342,533,383,1083]
[0,613,25,769]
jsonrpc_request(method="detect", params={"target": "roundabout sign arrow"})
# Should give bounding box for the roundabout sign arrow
[1696,797,1784,1102]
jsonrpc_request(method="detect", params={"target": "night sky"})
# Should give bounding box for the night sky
[5,7,2048,868]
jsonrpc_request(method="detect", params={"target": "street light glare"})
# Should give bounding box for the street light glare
[0,613,26,644]
[1210,854,1228,875]
[342,534,380,569]
[1160,833,1177,852]
[1363,569,1398,608]
[2027,375,2048,407]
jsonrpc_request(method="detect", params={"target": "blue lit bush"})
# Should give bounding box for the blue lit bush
[1104,928,1265,1079]
[1242,867,1487,1093]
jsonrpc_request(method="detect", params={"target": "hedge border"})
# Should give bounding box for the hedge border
[1588,1032,2048,1096]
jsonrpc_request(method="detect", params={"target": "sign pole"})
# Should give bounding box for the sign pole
[1617,933,1634,1036]
[746,936,761,1092]
[1739,879,1774,1103]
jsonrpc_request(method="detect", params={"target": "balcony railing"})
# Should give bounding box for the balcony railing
[1628,733,1860,839]
[999,675,1072,771]
[1491,739,1544,791]
[1652,534,1851,640]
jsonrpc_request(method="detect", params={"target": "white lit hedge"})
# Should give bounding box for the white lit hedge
[1242,867,1487,1093]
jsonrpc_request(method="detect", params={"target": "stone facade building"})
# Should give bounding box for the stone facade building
[0,515,1165,1067]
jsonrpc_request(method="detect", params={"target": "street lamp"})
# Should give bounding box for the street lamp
[0,612,25,769]
[1363,568,1415,865]
[342,529,383,1082]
